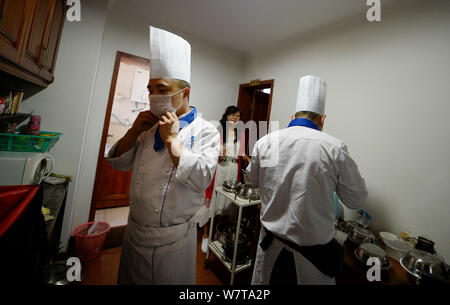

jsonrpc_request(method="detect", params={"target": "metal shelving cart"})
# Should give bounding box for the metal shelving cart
[205,186,261,285]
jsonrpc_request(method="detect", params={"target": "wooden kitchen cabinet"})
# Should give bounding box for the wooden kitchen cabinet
[0,0,35,64]
[0,0,66,87]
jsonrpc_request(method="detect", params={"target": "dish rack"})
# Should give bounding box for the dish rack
[0,131,62,153]
[205,186,261,285]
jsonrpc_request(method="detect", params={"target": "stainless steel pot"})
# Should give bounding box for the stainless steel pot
[237,184,260,200]
[400,248,448,282]
[348,227,376,245]
[222,180,242,193]
[354,243,391,270]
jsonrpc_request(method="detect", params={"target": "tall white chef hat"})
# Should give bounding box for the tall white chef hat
[149,26,191,83]
[295,75,327,115]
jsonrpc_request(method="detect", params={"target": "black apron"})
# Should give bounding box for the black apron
[260,228,343,279]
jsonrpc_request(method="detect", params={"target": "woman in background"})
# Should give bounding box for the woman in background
[196,106,251,253]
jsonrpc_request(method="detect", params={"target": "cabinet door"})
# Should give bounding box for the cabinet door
[0,0,35,64]
[39,0,65,82]
[19,0,53,75]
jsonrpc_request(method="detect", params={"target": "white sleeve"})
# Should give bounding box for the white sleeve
[106,141,137,172]
[335,144,368,209]
[175,125,220,193]
[246,142,260,187]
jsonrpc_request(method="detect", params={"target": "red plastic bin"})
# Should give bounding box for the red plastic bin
[73,221,110,262]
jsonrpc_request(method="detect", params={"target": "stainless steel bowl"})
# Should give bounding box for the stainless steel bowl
[237,184,260,200]
[338,220,363,234]
[354,243,391,270]
[400,248,448,280]
[223,180,242,189]
[222,180,242,193]
[349,227,376,245]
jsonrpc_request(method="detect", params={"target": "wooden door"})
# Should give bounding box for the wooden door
[39,0,65,82]
[89,52,150,219]
[93,159,132,209]
[237,80,274,164]
[0,0,35,64]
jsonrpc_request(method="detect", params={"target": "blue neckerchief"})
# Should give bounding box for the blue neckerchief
[287,118,319,130]
[154,106,197,151]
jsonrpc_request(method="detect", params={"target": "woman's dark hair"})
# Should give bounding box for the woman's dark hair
[219,106,242,144]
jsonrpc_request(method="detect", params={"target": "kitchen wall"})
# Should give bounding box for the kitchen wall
[20,0,110,250]
[244,0,450,261]
[70,3,245,247]
[20,0,244,251]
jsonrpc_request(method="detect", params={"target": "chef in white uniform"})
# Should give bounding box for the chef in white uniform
[247,75,368,285]
[107,26,220,284]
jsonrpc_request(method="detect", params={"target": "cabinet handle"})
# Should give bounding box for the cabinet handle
[47,47,51,69]
[39,46,47,68]
[44,47,48,68]
[39,46,44,68]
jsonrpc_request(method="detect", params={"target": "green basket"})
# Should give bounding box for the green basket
[0,131,62,153]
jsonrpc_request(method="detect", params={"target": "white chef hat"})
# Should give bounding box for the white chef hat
[295,75,327,115]
[149,26,191,83]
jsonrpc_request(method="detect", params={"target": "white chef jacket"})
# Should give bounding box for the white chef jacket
[107,113,220,228]
[106,111,220,284]
[246,126,367,247]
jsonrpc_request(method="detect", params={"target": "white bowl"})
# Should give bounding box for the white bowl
[379,231,399,242]
[384,238,413,261]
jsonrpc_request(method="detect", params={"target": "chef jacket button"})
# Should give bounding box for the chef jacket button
[154,208,159,213]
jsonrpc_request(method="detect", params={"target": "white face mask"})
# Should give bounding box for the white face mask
[149,88,184,117]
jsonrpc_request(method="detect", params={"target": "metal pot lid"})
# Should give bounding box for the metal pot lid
[360,243,386,258]
[353,227,375,238]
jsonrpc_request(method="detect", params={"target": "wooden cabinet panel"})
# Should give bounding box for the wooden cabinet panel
[0,0,66,86]
[19,0,53,75]
[40,0,64,81]
[0,0,35,64]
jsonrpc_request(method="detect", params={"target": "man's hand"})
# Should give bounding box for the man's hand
[159,112,180,144]
[158,112,183,167]
[131,110,158,134]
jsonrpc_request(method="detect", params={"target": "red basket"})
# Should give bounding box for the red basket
[73,221,110,262]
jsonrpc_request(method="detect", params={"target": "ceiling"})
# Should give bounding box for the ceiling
[113,0,414,54]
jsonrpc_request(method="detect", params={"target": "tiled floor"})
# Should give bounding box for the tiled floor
[94,207,129,227]
[81,229,255,285]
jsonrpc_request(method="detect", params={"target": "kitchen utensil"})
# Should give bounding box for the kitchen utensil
[222,180,242,193]
[348,227,376,245]
[222,230,252,265]
[384,238,413,261]
[415,236,436,254]
[379,231,398,243]
[338,220,363,234]
[215,222,246,245]
[354,243,391,270]
[241,169,250,184]
[237,184,260,201]
[43,260,83,285]
[400,248,448,282]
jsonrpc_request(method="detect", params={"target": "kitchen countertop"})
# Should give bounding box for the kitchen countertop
[338,239,412,285]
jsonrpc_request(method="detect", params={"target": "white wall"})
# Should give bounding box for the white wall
[71,5,245,242]
[20,0,110,250]
[244,0,450,261]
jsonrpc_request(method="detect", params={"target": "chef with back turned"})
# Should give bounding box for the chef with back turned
[247,75,368,285]
[107,26,220,284]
